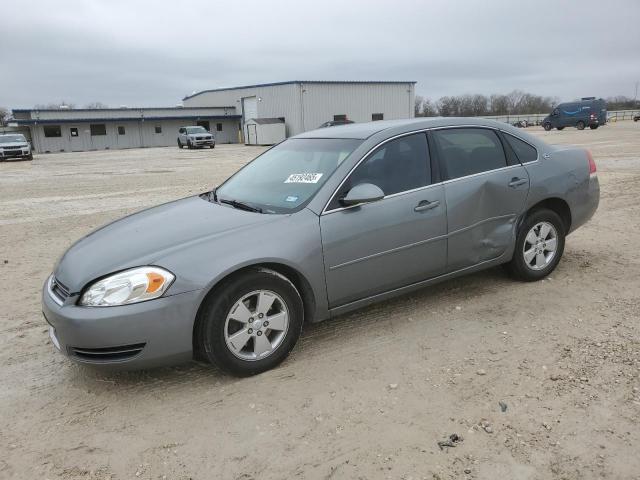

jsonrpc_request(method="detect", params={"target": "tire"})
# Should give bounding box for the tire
[505,208,566,282]
[177,140,183,149]
[543,123,552,131]
[196,268,304,376]
[576,121,585,130]
[210,144,215,149]
[27,153,33,160]
[187,140,193,149]
[557,126,565,131]
[590,125,598,130]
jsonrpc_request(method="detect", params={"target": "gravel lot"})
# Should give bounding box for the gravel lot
[1,123,639,480]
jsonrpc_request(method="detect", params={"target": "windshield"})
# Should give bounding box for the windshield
[216,138,362,213]
[186,126,208,134]
[0,134,26,144]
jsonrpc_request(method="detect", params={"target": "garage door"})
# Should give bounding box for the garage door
[242,96,257,123]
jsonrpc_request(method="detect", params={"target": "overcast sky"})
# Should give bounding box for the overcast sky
[1,0,639,109]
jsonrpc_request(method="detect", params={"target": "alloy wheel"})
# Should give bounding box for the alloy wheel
[224,290,289,361]
[523,221,558,270]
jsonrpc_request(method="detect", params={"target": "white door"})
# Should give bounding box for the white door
[242,96,258,143]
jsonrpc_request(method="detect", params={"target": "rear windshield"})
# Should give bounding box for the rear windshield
[216,138,362,213]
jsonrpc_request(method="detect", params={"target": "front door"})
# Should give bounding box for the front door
[320,132,447,308]
[431,127,530,271]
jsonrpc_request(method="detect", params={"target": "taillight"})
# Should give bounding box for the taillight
[586,150,597,175]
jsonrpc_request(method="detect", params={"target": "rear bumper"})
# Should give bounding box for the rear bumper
[42,280,203,369]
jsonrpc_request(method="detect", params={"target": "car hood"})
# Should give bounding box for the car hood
[54,195,279,293]
[0,142,29,148]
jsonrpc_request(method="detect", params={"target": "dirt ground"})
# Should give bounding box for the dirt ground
[1,122,639,480]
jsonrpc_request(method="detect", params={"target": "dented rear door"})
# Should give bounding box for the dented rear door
[431,127,530,272]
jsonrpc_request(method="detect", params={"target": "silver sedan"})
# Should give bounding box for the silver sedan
[43,118,599,376]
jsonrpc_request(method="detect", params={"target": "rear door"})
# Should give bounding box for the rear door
[320,132,447,307]
[432,127,530,272]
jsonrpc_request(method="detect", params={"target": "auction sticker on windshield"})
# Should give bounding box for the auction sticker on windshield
[284,173,323,184]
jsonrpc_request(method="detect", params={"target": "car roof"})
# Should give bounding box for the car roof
[294,117,522,140]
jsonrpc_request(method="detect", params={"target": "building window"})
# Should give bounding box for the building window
[333,114,347,121]
[154,125,162,134]
[90,124,107,136]
[216,123,223,132]
[372,113,384,121]
[118,126,126,135]
[197,120,210,131]
[70,127,79,137]
[44,125,62,137]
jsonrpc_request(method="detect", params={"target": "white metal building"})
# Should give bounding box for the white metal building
[12,107,241,153]
[183,81,416,138]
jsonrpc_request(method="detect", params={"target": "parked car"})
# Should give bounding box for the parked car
[43,118,599,376]
[319,119,355,128]
[542,97,607,131]
[177,126,215,149]
[0,133,32,161]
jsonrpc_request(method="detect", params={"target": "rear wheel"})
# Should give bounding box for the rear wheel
[506,209,565,282]
[177,140,183,149]
[576,121,585,130]
[196,268,304,376]
[590,125,598,130]
[557,126,565,131]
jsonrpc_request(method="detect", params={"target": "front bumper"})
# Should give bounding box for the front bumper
[0,149,31,159]
[42,279,203,369]
[190,138,215,147]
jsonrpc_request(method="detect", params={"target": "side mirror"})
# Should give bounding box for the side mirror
[340,183,385,206]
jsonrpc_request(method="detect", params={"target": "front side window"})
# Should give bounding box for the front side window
[503,133,537,163]
[90,124,106,136]
[44,125,62,138]
[216,138,362,214]
[328,133,431,210]
[432,128,507,180]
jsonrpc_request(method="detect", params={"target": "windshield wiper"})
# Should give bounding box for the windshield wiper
[219,198,263,213]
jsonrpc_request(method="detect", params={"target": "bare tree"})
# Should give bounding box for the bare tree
[421,98,438,117]
[414,95,425,116]
[84,101,108,109]
[0,107,10,127]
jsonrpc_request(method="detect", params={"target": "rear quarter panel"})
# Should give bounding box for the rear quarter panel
[523,144,599,233]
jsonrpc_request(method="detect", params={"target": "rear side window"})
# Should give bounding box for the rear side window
[503,133,537,163]
[329,133,430,210]
[433,128,507,180]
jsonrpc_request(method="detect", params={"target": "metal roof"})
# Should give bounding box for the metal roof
[246,118,285,125]
[12,106,235,113]
[183,80,417,100]
[15,115,241,125]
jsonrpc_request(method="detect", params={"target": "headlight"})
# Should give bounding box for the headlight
[79,266,174,307]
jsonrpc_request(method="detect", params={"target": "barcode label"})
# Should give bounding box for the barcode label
[284,173,323,184]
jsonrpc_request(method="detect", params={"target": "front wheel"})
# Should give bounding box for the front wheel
[177,139,183,149]
[26,153,33,160]
[210,144,215,149]
[543,123,552,131]
[505,209,565,282]
[196,269,304,376]
[576,121,585,130]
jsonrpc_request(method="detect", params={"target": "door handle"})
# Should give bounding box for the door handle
[414,200,440,212]
[508,177,528,188]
